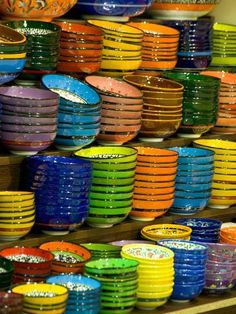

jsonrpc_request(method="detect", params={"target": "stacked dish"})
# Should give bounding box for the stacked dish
[22,155,92,234]
[85,258,138,314]
[0,86,58,156]
[131,147,178,221]
[2,20,61,74]
[81,243,121,260]
[77,0,153,21]
[11,283,68,314]
[47,274,101,314]
[121,244,174,310]
[88,20,143,77]
[162,18,213,70]
[220,226,236,244]
[169,147,214,215]
[194,139,236,209]
[174,218,222,243]
[204,243,236,294]
[164,72,220,138]
[123,75,184,141]
[74,146,137,228]
[149,0,221,20]
[0,292,23,314]
[41,74,101,151]
[55,21,103,74]
[0,24,26,85]
[201,71,236,135]
[128,22,179,70]
[158,240,207,302]
[141,224,192,241]
[0,247,53,284]
[0,257,14,291]
[0,191,35,241]
[85,75,143,145]
[212,23,236,67]
[39,241,91,275]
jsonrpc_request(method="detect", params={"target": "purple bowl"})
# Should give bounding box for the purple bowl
[176,55,212,69]
[1,123,57,133]
[1,131,56,142]
[2,140,53,155]
[205,278,234,289]
[207,243,236,259]
[206,261,234,272]
[0,86,59,106]
[2,103,58,114]
[1,114,57,125]
[206,271,234,280]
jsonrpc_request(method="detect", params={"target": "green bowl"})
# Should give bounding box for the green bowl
[182,101,217,111]
[74,146,137,163]
[89,206,132,215]
[92,177,135,186]
[102,289,137,298]
[0,43,26,53]
[81,243,121,253]
[100,308,134,314]
[213,23,236,32]
[102,279,138,288]
[90,191,133,200]
[87,215,129,227]
[91,184,134,193]
[85,272,137,283]
[92,160,137,171]
[90,198,132,208]
[102,283,138,292]
[212,56,236,65]
[85,258,138,275]
[92,169,135,179]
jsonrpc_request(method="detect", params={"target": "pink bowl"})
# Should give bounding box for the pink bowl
[102,94,143,105]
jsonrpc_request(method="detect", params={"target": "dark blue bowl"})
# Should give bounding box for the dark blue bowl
[176,55,212,69]
[0,72,20,85]
[171,283,205,301]
[42,74,101,105]
[190,236,219,243]
[174,218,222,231]
[174,256,207,266]
[27,178,92,191]
[27,176,92,187]
[36,211,88,225]
[175,268,205,278]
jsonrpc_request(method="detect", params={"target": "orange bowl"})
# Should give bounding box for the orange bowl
[136,147,178,163]
[133,198,174,210]
[135,173,176,182]
[134,186,175,195]
[134,180,175,189]
[136,165,176,175]
[97,132,137,145]
[129,209,168,221]
[134,192,175,201]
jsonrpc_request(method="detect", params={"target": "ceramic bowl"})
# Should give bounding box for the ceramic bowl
[141,224,192,241]
[81,243,121,260]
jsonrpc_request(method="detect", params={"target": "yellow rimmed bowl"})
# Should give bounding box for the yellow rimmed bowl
[141,224,192,241]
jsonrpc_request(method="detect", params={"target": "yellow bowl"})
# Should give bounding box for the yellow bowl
[22,309,65,314]
[212,189,236,197]
[0,205,35,212]
[138,272,174,280]
[0,220,34,229]
[139,279,174,287]
[212,181,236,190]
[141,230,191,242]
[0,52,26,59]
[142,224,192,240]
[103,39,142,51]
[0,209,35,217]
[208,198,235,209]
[213,173,236,182]
[138,282,174,293]
[137,289,173,299]
[214,154,236,162]
[0,191,34,202]
[12,283,68,305]
[102,48,142,58]
[215,167,236,175]
[101,58,142,71]
[0,199,35,208]
[194,139,236,155]
[214,160,236,169]
[0,215,35,223]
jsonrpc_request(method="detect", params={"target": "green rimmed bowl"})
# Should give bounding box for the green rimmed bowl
[89,198,132,208]
[89,191,133,200]
[92,176,135,186]
[92,169,136,179]
[74,146,137,164]
[90,184,134,193]
[92,160,137,171]
[89,206,132,215]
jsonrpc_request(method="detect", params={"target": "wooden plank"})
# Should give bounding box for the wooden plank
[0,207,235,250]
[132,290,236,314]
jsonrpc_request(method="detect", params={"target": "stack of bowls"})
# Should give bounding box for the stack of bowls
[0,247,53,284]
[47,274,101,314]
[0,86,58,156]
[0,292,23,314]
[164,72,220,138]
[201,71,236,135]
[39,241,91,275]
[81,243,121,260]
[123,75,184,141]
[194,139,236,209]
[149,0,221,20]
[131,147,178,221]
[121,244,174,310]
[141,224,192,242]
[54,21,103,74]
[0,0,76,21]
[174,218,222,243]
[204,242,236,294]
[158,240,207,302]
[169,147,214,215]
[22,155,92,234]
[0,191,35,241]
[110,240,155,246]
[85,75,143,145]
[2,20,61,74]
[77,0,153,22]
[74,146,137,228]
[162,18,213,70]
[0,24,26,85]
[85,258,138,314]
[11,283,68,314]
[41,74,101,151]
[87,20,143,77]
[0,257,14,291]
[212,23,236,68]
[128,22,179,70]
[220,226,236,244]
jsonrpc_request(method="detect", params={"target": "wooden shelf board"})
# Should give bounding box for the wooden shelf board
[0,207,235,250]
[132,290,236,314]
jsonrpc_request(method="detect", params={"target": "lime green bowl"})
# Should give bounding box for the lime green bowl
[92,160,136,171]
[91,184,134,193]
[90,198,132,208]
[90,191,133,200]
[213,23,236,32]
[93,169,136,179]
[89,206,132,215]
[85,258,138,275]
[92,176,135,186]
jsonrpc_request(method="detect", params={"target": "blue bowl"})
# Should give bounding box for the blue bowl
[177,51,212,57]
[157,239,208,255]
[175,175,213,184]
[174,218,222,231]
[175,268,205,277]
[0,72,20,85]
[57,127,99,137]
[171,283,205,301]
[36,211,88,225]
[0,58,26,73]
[177,163,214,171]
[176,55,212,69]
[58,122,100,130]
[42,74,101,105]
[55,135,96,148]
[172,197,210,210]
[174,190,212,199]
[169,147,214,163]
[174,262,205,272]
[175,182,212,192]
[77,0,153,17]
[190,236,219,243]
[27,178,92,191]
[59,103,101,113]
[174,256,207,266]
[58,112,100,124]
[169,207,201,215]
[27,174,92,185]
[177,169,214,177]
[175,275,205,284]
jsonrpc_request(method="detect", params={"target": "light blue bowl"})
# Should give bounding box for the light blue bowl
[42,74,101,105]
[177,163,214,171]
[59,103,101,113]
[175,182,212,192]
[55,136,95,148]
[58,112,100,124]
[177,169,214,177]
[174,190,212,199]
[170,147,214,164]
[172,197,210,210]
[175,175,213,184]
[57,127,99,137]
[0,58,26,73]
[58,122,100,130]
